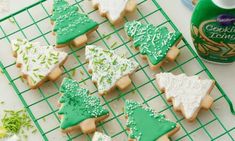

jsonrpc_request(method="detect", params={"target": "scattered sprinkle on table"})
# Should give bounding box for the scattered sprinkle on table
[1,109,36,139]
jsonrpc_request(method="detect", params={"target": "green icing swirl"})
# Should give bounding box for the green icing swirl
[58,78,109,129]
[124,21,182,65]
[125,100,177,141]
[51,0,98,44]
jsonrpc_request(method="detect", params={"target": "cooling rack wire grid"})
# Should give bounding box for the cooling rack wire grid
[0,0,235,140]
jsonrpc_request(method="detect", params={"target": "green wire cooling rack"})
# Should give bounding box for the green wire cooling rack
[0,0,235,140]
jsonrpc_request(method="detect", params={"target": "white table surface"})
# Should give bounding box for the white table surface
[0,0,234,141]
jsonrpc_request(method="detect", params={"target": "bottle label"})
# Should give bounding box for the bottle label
[191,13,235,63]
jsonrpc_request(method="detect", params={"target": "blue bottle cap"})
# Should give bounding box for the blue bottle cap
[181,0,195,10]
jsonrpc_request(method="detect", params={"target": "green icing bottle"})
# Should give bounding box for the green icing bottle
[191,0,235,63]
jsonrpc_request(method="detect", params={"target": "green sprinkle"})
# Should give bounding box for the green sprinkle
[37,54,42,59]
[30,77,36,84]
[112,58,117,65]
[20,76,24,82]
[32,129,37,134]
[23,57,28,63]
[106,35,111,40]
[54,60,59,64]
[94,58,105,65]
[23,134,28,139]
[46,64,49,69]
[19,50,23,54]
[1,109,34,136]
[14,46,20,52]
[33,73,38,78]
[42,118,46,122]
[121,53,126,58]
[0,101,5,105]
[33,68,39,71]
[110,42,117,48]
[80,70,84,76]
[72,69,76,77]
[16,38,23,42]
[26,44,33,50]
[47,61,52,65]
[121,64,127,72]
[8,18,15,24]
[107,77,112,84]
[40,61,46,64]
[99,76,104,83]
[50,52,55,56]
[53,56,58,60]
[42,56,46,61]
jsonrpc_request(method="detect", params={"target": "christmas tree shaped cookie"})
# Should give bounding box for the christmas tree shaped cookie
[125,21,182,70]
[11,38,67,89]
[125,100,180,141]
[92,0,137,24]
[51,0,98,48]
[85,45,139,95]
[58,78,109,133]
[156,73,215,121]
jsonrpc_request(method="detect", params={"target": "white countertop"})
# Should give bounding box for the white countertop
[0,0,234,141]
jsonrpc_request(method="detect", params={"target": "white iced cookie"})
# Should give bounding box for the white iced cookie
[11,38,68,88]
[92,132,111,141]
[85,45,138,95]
[156,72,215,121]
[91,0,137,24]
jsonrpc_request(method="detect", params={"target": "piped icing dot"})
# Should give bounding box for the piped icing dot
[156,72,214,119]
[51,0,98,44]
[58,78,109,129]
[125,100,177,141]
[85,45,139,94]
[11,38,67,86]
[124,21,182,65]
